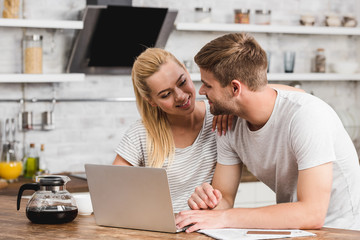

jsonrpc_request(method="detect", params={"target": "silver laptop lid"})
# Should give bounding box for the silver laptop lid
[85,164,178,233]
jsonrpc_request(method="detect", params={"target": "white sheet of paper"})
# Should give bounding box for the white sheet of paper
[198,228,316,240]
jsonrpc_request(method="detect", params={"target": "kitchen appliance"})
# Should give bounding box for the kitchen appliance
[67,3,177,75]
[17,175,78,224]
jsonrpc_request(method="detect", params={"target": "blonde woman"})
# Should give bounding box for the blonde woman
[113,48,298,212]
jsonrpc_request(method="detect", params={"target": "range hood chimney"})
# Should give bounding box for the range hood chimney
[67,1,177,75]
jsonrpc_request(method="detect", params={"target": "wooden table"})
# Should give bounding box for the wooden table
[0,173,89,196]
[1,195,359,239]
[1,175,359,239]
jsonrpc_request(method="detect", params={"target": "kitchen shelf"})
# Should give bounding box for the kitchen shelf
[0,73,85,83]
[0,18,83,29]
[190,73,360,82]
[176,22,360,36]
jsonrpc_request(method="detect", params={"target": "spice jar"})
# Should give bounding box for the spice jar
[254,9,271,25]
[234,9,250,24]
[23,35,43,74]
[2,0,22,18]
[314,48,326,73]
[193,7,212,23]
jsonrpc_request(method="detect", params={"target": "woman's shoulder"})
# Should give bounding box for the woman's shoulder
[123,119,147,138]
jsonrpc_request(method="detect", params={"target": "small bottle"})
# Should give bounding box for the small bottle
[23,143,39,179]
[315,48,326,73]
[38,144,49,174]
[234,9,250,24]
[193,7,212,23]
[2,0,22,19]
[23,35,43,74]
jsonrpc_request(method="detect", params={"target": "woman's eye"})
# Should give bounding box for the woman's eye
[161,92,170,99]
[179,79,186,86]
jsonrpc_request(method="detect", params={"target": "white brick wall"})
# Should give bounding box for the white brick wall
[0,0,359,175]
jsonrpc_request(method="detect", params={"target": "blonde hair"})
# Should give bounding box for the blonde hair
[131,48,184,168]
[194,33,268,91]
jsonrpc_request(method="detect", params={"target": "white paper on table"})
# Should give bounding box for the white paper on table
[197,228,316,240]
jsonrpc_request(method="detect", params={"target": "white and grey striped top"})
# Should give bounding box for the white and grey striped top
[115,101,217,212]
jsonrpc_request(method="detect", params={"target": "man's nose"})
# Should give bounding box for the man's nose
[199,84,206,95]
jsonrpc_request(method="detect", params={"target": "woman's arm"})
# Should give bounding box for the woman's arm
[112,154,133,166]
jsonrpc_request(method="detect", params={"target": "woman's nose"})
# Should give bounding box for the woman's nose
[174,88,186,101]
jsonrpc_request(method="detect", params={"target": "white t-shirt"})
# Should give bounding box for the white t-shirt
[115,101,217,213]
[217,89,360,230]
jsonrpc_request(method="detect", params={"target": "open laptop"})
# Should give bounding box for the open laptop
[85,164,181,233]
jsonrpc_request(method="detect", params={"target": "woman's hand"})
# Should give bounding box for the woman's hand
[212,115,234,136]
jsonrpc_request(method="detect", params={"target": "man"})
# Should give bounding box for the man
[175,33,360,232]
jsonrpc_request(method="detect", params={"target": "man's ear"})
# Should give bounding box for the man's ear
[144,97,157,107]
[231,80,242,97]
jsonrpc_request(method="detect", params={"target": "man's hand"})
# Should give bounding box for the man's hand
[212,115,234,136]
[176,209,227,233]
[188,183,222,210]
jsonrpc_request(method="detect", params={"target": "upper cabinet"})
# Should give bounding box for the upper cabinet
[176,22,360,36]
[176,22,360,82]
[0,18,83,29]
[0,18,85,83]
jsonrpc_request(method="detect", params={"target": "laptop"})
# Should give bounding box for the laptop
[85,164,181,233]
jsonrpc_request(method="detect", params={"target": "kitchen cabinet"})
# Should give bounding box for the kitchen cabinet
[0,18,85,83]
[176,22,360,82]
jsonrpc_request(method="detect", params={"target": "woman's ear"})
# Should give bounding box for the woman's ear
[231,80,242,96]
[144,97,157,107]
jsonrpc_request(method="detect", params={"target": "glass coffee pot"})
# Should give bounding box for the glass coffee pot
[17,175,78,224]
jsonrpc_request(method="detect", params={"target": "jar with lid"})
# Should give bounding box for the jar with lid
[234,9,250,24]
[2,0,22,18]
[193,7,212,23]
[314,48,326,73]
[23,35,43,74]
[254,9,271,25]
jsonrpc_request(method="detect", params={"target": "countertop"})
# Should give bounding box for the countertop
[1,175,359,239]
[1,195,360,239]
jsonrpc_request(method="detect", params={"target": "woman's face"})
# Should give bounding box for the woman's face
[145,59,196,116]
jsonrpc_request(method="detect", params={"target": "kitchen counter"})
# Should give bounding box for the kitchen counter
[0,173,89,196]
[1,195,359,239]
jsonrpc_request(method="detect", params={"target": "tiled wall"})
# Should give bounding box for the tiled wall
[0,0,359,173]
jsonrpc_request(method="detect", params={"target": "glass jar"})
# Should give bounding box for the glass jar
[193,7,212,23]
[23,35,43,74]
[254,9,271,25]
[315,48,326,73]
[234,9,250,24]
[2,0,22,18]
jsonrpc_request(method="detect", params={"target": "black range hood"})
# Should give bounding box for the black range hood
[67,3,177,75]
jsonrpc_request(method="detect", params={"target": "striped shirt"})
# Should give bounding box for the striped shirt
[115,101,217,212]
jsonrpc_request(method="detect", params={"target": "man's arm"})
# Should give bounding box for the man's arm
[176,162,332,232]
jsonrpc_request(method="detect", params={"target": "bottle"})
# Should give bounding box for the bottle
[38,144,49,174]
[315,48,326,73]
[2,0,22,19]
[24,143,39,178]
[234,9,250,24]
[23,35,43,74]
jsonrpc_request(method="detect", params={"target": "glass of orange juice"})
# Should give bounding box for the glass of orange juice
[0,160,23,182]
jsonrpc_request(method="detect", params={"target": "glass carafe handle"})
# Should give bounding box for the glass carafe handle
[17,183,39,210]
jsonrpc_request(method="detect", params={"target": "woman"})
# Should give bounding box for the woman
[113,48,300,212]
[113,48,218,213]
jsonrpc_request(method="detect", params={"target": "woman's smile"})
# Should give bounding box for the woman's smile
[176,96,191,108]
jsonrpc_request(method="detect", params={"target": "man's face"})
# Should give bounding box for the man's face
[198,69,233,116]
